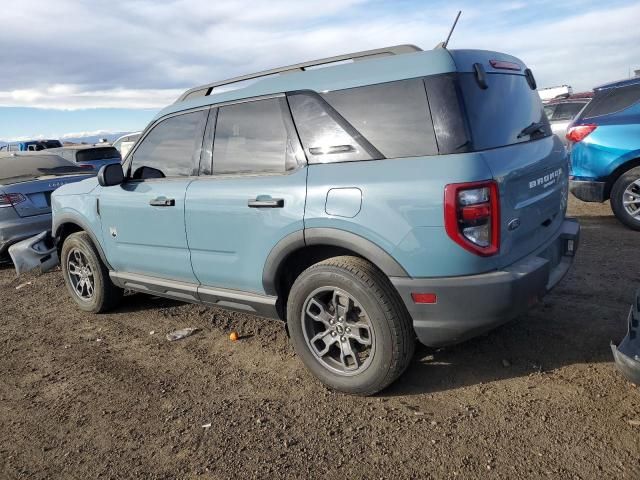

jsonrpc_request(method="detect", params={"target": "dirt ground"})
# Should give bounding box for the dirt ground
[1,197,639,479]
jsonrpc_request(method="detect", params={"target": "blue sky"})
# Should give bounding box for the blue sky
[1,0,639,141]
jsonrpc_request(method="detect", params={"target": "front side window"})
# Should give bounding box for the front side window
[211,97,303,174]
[129,110,207,179]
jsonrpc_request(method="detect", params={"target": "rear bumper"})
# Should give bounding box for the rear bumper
[611,290,640,385]
[569,179,606,203]
[392,218,580,347]
[0,213,52,256]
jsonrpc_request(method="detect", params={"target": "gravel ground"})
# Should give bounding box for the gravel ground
[1,197,639,479]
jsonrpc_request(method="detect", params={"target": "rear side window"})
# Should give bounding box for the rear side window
[211,97,304,175]
[130,110,207,178]
[321,79,438,158]
[580,83,640,119]
[288,92,381,163]
[551,102,586,121]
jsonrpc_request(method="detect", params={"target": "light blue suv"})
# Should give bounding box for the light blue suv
[52,45,580,395]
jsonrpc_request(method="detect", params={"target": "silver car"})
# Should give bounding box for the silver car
[0,153,93,260]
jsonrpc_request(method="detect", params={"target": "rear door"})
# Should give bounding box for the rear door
[98,109,208,283]
[446,52,568,266]
[185,96,307,294]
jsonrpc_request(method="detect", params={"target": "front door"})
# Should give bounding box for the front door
[185,96,307,294]
[99,108,208,283]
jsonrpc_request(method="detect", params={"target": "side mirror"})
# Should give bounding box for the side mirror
[97,163,124,187]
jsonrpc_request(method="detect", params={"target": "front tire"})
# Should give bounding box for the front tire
[286,256,415,395]
[61,232,122,313]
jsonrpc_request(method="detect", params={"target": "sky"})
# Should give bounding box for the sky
[1,0,639,141]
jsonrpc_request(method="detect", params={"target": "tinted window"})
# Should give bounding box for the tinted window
[321,79,437,158]
[457,73,550,150]
[76,147,121,163]
[580,83,640,119]
[544,105,556,120]
[212,98,303,174]
[130,110,207,178]
[551,102,586,121]
[423,74,471,154]
[288,92,380,163]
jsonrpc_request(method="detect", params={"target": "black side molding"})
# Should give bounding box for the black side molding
[262,228,409,296]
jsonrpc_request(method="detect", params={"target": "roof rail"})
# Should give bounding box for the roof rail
[176,44,422,103]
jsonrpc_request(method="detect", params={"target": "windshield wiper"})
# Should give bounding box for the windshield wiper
[517,121,547,139]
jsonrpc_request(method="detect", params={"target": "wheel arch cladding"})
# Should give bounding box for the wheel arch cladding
[55,215,112,270]
[262,228,409,297]
[605,156,640,199]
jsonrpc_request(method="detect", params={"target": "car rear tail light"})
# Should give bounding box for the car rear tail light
[566,124,597,143]
[0,193,27,208]
[444,180,500,256]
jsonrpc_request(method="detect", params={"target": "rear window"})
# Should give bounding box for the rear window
[457,73,550,151]
[551,102,586,121]
[579,83,640,119]
[0,154,87,184]
[76,147,121,163]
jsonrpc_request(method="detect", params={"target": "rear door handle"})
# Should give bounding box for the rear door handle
[248,197,284,208]
[149,196,175,207]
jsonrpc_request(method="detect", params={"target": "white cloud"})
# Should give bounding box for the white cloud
[0,0,638,111]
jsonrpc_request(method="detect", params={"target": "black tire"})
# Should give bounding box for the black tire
[610,167,640,231]
[61,232,122,313]
[286,256,415,395]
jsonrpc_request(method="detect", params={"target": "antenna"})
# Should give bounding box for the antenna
[435,10,462,49]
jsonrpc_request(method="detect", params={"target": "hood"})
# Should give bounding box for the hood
[52,176,99,197]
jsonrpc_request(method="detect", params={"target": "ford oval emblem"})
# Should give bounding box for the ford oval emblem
[508,218,521,231]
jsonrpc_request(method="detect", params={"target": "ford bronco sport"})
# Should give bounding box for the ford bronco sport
[52,45,579,395]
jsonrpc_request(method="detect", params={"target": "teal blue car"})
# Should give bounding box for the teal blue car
[51,45,579,395]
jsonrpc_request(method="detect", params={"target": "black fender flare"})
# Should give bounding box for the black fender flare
[53,213,112,270]
[262,228,408,295]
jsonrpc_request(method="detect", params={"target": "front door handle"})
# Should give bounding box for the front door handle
[149,196,175,207]
[248,197,284,208]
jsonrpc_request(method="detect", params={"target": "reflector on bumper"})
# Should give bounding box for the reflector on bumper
[611,290,640,386]
[8,230,59,276]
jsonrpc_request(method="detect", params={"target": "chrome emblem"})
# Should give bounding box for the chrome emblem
[48,181,66,188]
[508,218,521,231]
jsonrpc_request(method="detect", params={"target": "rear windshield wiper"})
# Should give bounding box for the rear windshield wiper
[517,121,547,139]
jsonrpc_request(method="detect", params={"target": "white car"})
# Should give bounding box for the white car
[111,132,141,159]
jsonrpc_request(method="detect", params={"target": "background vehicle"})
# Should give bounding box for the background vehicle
[112,132,141,159]
[48,145,122,170]
[0,153,93,261]
[567,77,640,229]
[52,45,578,395]
[539,85,573,102]
[0,140,63,152]
[544,93,592,145]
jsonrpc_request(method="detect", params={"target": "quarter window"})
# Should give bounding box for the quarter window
[322,79,438,158]
[211,97,303,174]
[130,110,207,179]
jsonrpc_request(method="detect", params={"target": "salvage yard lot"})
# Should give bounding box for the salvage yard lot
[1,197,639,479]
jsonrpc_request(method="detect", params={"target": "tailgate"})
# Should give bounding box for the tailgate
[481,138,569,267]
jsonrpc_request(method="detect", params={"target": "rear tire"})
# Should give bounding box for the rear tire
[610,167,640,231]
[61,232,122,313]
[286,256,415,395]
